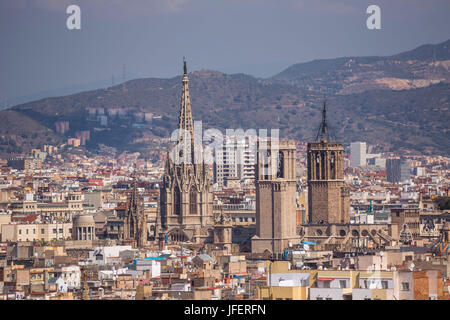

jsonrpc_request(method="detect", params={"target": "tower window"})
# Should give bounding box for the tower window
[189,188,197,214]
[330,152,336,179]
[174,187,181,215]
[277,151,284,178]
[321,152,326,180]
[316,153,320,180]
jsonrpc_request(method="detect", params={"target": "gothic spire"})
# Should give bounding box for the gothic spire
[316,99,331,142]
[177,58,195,163]
[178,57,194,137]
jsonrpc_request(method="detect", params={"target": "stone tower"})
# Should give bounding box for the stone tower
[307,101,350,224]
[157,59,214,244]
[123,174,147,247]
[252,139,299,255]
[213,208,233,254]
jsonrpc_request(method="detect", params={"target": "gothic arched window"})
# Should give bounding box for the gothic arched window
[277,151,284,178]
[315,152,320,180]
[174,186,181,215]
[321,152,326,180]
[330,152,336,179]
[189,188,197,214]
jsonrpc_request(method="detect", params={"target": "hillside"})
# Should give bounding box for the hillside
[270,40,450,94]
[0,40,449,158]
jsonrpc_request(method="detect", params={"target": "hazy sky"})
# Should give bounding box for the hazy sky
[1,0,449,105]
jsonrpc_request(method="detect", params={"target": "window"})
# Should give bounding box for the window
[323,281,331,288]
[401,282,410,291]
[41,229,44,233]
[339,280,346,288]
[189,189,197,214]
[381,281,388,289]
[26,229,29,234]
[59,228,63,233]
[53,229,57,234]
[325,298,332,300]
[69,228,72,233]
[19,229,22,235]
[33,229,35,234]
[316,297,323,300]
[174,187,181,215]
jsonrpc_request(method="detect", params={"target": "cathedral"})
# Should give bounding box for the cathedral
[156,59,214,244]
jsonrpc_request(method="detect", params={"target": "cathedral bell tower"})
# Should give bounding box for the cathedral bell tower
[252,139,299,255]
[307,101,350,224]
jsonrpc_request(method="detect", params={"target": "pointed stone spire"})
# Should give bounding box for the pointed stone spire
[177,58,195,165]
[178,57,194,139]
[316,100,331,142]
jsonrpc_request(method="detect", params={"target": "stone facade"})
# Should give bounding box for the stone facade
[307,142,350,224]
[123,176,147,247]
[252,140,300,254]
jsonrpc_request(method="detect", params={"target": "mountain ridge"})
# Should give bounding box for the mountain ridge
[1,39,449,159]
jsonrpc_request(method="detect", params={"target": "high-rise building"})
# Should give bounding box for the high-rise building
[157,59,214,244]
[214,135,256,187]
[307,101,350,224]
[400,161,411,182]
[251,139,299,255]
[350,142,367,167]
[386,158,410,183]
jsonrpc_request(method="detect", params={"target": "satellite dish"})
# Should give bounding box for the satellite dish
[303,244,310,251]
[409,263,415,271]
[380,251,384,256]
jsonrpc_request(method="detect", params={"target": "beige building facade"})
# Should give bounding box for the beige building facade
[1,222,73,242]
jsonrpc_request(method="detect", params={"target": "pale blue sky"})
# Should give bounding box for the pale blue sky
[0,0,449,105]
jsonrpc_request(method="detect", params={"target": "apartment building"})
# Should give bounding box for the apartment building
[1,222,73,242]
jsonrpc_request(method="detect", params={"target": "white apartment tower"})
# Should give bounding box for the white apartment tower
[350,142,367,167]
[214,135,257,187]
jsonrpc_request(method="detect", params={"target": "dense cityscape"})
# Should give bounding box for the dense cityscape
[0,61,449,301]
